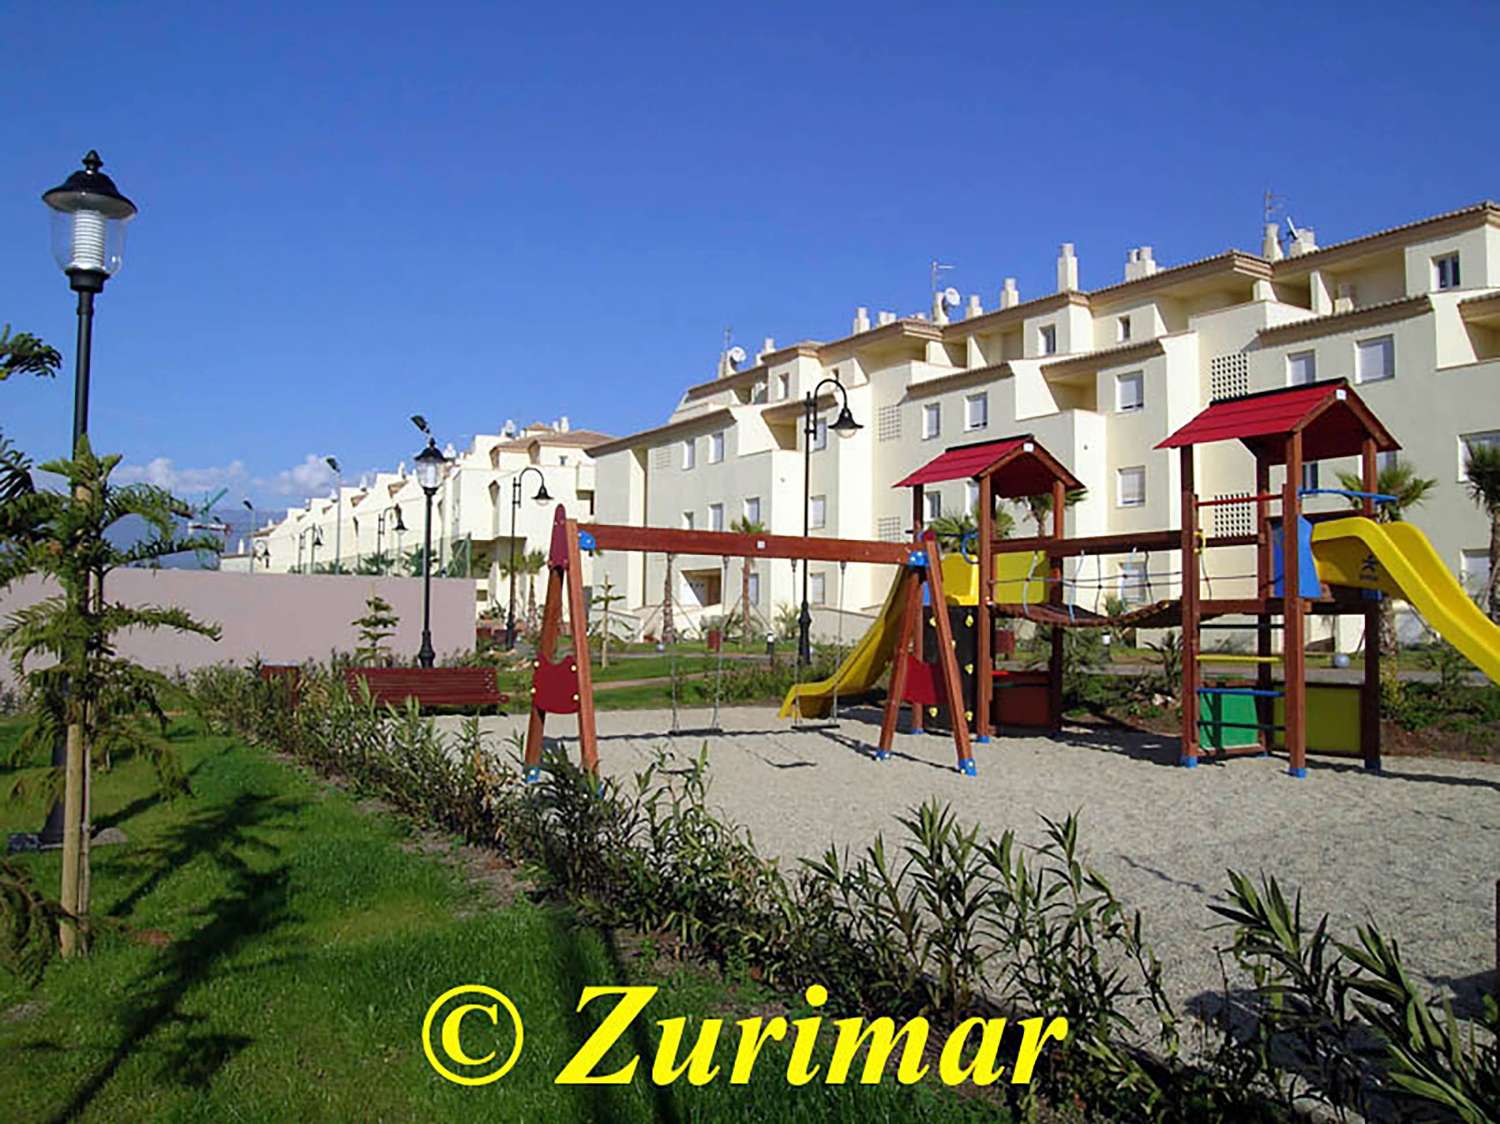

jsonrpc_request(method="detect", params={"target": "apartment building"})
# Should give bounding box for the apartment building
[257,419,611,616]
[589,202,1500,645]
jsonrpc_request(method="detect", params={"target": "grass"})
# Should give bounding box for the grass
[0,718,997,1122]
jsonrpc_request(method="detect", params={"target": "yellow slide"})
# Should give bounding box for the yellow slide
[779,575,908,719]
[1310,517,1500,684]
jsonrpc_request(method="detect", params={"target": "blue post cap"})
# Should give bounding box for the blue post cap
[1287,766,1308,779]
[523,766,544,785]
[1177,756,1198,768]
[874,750,891,761]
[578,530,597,552]
[958,758,978,777]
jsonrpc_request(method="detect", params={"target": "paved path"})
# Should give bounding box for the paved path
[436,706,1499,1017]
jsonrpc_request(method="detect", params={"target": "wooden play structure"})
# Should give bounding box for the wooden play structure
[525,379,1498,781]
[522,510,981,776]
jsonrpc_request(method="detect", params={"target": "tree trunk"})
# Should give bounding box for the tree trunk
[600,577,611,669]
[526,574,537,635]
[662,554,676,645]
[1488,507,1500,623]
[58,719,85,957]
[1378,596,1401,704]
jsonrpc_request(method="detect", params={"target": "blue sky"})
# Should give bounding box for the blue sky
[3,1,1498,515]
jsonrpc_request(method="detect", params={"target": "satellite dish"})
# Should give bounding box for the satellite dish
[727,345,747,367]
[942,287,961,309]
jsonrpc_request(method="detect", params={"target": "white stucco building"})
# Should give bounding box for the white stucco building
[588,202,1500,645]
[255,419,611,618]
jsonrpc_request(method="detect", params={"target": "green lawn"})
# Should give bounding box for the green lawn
[0,719,995,1122]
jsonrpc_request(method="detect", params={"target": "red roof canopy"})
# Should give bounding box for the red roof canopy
[895,436,1082,498]
[1156,380,1398,464]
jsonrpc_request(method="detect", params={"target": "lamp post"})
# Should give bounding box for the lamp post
[798,375,861,665]
[325,456,342,571]
[253,541,269,572]
[506,466,551,649]
[32,152,136,852]
[309,527,323,572]
[414,438,448,667]
[377,507,406,574]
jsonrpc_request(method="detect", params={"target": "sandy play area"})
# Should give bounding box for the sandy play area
[435,705,1499,1014]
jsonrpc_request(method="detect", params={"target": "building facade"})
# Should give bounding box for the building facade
[588,202,1500,646]
[255,420,611,619]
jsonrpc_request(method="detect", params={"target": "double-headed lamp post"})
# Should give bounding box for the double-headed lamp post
[325,456,342,571]
[32,152,136,851]
[798,375,861,665]
[506,466,551,649]
[414,438,448,668]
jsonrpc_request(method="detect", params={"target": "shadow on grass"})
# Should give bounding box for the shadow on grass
[55,789,305,1123]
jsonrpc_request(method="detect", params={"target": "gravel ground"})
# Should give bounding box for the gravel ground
[435,705,1499,1016]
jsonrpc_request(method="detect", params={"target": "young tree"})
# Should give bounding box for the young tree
[521,549,547,634]
[352,592,400,666]
[1336,458,1438,696]
[1462,443,1500,621]
[1020,488,1086,537]
[728,515,766,641]
[661,552,676,646]
[593,574,626,668]
[0,440,219,957]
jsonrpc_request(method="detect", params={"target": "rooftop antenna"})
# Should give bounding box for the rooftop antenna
[930,259,955,296]
[1263,188,1287,225]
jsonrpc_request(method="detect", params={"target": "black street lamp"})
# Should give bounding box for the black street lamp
[325,456,342,571]
[799,375,860,665]
[32,152,136,850]
[308,527,323,571]
[506,466,551,649]
[377,507,406,574]
[414,437,448,668]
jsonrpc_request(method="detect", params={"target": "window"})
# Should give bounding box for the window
[776,372,790,400]
[923,491,942,521]
[922,402,941,440]
[965,480,979,514]
[1039,324,1057,355]
[1117,466,1146,507]
[1301,462,1320,490]
[1461,431,1500,479]
[1460,550,1490,596]
[1355,336,1394,383]
[1377,450,1398,474]
[809,494,827,529]
[1117,316,1132,343]
[1115,371,1144,412]
[743,496,761,524]
[747,571,761,606]
[810,417,827,452]
[1434,253,1461,291]
[708,502,724,531]
[809,572,827,605]
[708,431,724,463]
[681,510,695,530]
[1286,350,1316,386]
[1118,560,1148,604]
[681,439,696,469]
[964,392,988,431]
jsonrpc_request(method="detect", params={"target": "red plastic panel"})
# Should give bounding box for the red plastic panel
[531,655,582,714]
[901,659,941,706]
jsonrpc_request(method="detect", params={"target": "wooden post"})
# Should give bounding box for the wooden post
[1255,456,1274,749]
[1179,447,1201,767]
[523,566,566,770]
[1047,479,1066,730]
[564,519,599,772]
[925,532,976,772]
[877,569,922,756]
[912,484,925,535]
[1284,432,1308,778]
[976,473,994,742]
[1360,437,1382,773]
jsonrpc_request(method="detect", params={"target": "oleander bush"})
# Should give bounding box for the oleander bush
[187,661,1499,1121]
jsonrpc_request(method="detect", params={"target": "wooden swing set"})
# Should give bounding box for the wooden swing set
[522,506,978,776]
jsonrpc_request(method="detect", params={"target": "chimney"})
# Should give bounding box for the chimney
[559,415,570,433]
[1124,246,1158,282]
[756,336,775,361]
[852,306,871,334]
[931,291,949,325]
[965,294,982,319]
[999,278,1020,308]
[1262,222,1283,261]
[1056,243,1079,292]
[1288,226,1318,257]
[877,310,897,326]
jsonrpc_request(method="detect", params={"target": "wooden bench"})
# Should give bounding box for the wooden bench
[343,667,508,713]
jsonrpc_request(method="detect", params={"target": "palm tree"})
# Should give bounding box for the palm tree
[929,506,1015,554]
[521,549,547,634]
[1021,488,1086,537]
[728,516,766,640]
[661,552,676,646]
[1336,458,1438,691]
[1462,443,1500,621]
